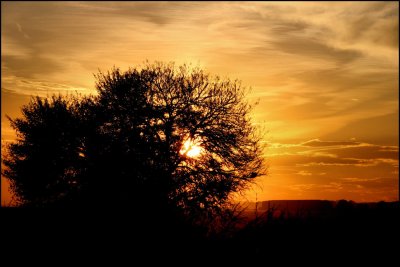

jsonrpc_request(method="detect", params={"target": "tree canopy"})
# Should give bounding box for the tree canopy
[3,62,264,219]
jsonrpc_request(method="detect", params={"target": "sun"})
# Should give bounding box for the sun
[180,137,204,158]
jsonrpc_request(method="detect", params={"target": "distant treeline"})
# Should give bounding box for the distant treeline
[243,199,399,220]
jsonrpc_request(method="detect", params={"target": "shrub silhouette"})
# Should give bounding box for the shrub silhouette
[3,62,264,223]
[3,95,94,207]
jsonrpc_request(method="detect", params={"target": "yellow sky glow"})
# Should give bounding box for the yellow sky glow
[1,2,398,205]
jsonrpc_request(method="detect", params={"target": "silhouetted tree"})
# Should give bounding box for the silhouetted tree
[3,62,264,221]
[3,95,98,207]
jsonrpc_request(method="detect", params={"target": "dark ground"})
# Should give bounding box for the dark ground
[1,201,399,264]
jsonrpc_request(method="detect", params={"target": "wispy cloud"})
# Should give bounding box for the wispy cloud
[259,138,398,201]
[2,76,92,97]
[301,139,361,147]
[15,23,30,39]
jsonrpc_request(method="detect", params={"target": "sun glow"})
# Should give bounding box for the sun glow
[180,137,204,158]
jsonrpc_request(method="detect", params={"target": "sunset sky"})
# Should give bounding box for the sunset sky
[1,1,398,205]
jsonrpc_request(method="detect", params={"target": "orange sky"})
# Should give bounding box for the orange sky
[1,2,399,205]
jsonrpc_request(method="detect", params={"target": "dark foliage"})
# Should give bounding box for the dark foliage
[3,62,264,227]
